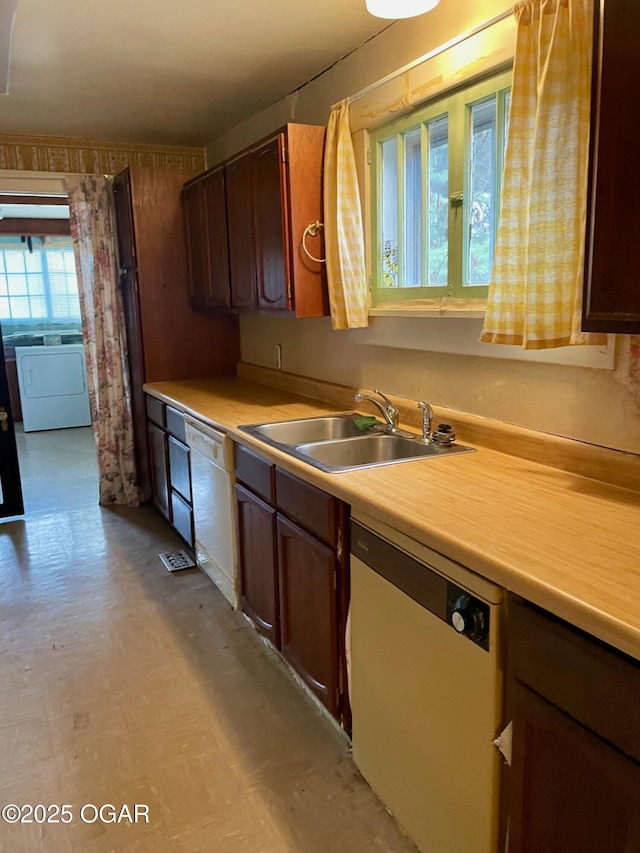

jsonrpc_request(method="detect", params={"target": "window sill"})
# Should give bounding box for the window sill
[369,299,487,320]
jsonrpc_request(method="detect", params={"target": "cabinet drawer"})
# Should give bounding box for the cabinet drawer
[275,467,338,547]
[145,395,165,428]
[168,435,191,503]
[166,405,186,442]
[509,598,640,763]
[171,489,194,548]
[234,444,275,503]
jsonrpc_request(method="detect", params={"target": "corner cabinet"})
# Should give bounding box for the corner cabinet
[233,444,350,727]
[583,0,640,332]
[225,124,329,318]
[504,597,640,852]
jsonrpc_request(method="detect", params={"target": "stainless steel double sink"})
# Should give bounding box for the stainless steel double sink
[239,413,475,473]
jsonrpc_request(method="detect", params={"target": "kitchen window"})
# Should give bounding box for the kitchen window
[0,237,80,323]
[369,69,511,307]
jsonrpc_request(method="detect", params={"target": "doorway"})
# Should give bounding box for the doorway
[0,172,99,519]
[14,421,98,516]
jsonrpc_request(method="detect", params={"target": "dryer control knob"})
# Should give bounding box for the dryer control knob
[452,595,487,642]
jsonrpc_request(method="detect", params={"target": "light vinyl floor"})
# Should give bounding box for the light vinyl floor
[1,426,416,852]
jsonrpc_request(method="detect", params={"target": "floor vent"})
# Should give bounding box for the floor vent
[159,550,196,572]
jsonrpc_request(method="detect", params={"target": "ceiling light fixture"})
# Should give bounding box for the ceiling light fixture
[0,0,17,95]
[365,0,439,19]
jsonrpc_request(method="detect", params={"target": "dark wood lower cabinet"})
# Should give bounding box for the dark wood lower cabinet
[145,394,194,549]
[509,682,640,853]
[506,597,640,852]
[235,482,279,647]
[233,445,349,727]
[277,514,339,716]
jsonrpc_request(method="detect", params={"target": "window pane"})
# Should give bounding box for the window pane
[67,295,81,317]
[468,97,496,285]
[9,296,31,318]
[404,127,422,286]
[27,274,45,295]
[63,250,77,273]
[8,274,28,296]
[0,296,9,318]
[5,252,25,274]
[24,252,43,273]
[427,117,448,286]
[381,136,399,287]
[46,250,66,273]
[28,296,47,318]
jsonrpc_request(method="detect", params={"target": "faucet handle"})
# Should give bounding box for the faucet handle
[372,389,399,426]
[417,400,435,442]
[372,389,394,409]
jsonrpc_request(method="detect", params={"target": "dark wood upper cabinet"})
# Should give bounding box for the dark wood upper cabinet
[225,123,329,318]
[182,166,232,312]
[254,134,289,312]
[225,154,258,310]
[583,0,640,332]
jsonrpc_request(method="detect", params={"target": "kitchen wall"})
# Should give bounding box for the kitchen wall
[0,133,205,174]
[207,0,640,456]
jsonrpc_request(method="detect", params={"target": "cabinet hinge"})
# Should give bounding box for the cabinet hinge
[281,146,289,163]
[367,148,372,166]
[336,527,343,562]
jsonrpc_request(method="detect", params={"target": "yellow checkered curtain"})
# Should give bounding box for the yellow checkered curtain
[323,99,369,329]
[481,0,606,349]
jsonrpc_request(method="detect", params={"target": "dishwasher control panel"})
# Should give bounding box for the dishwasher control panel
[351,520,491,651]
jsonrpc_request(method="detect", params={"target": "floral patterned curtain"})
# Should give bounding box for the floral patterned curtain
[66,175,139,506]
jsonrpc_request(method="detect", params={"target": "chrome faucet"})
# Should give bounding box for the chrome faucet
[354,389,399,432]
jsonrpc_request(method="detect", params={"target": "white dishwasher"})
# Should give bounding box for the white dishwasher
[184,416,238,608]
[349,509,503,853]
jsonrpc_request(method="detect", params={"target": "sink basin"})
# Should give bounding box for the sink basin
[294,433,474,472]
[239,413,475,472]
[240,413,374,445]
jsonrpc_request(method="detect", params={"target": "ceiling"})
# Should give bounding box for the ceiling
[0,0,389,148]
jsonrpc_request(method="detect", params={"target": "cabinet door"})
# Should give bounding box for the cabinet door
[508,682,640,853]
[277,514,339,715]
[202,167,232,309]
[583,1,640,332]
[235,483,279,646]
[254,135,290,312]
[148,421,170,520]
[226,155,258,309]
[182,180,210,310]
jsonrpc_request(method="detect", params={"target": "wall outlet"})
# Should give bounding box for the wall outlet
[274,343,282,370]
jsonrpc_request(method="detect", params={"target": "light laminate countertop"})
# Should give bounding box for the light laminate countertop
[145,376,640,662]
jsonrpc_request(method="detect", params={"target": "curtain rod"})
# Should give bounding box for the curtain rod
[342,8,513,107]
